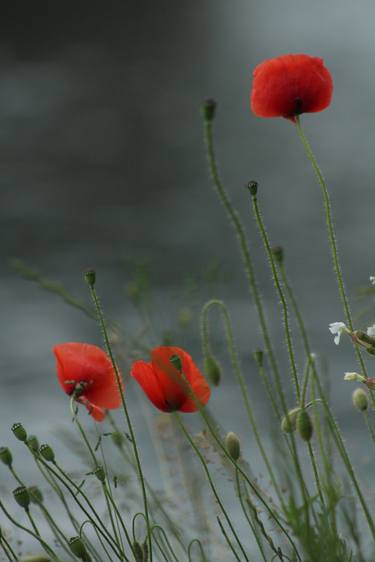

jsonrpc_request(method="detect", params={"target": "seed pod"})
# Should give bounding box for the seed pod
[225,432,241,461]
[69,536,88,559]
[94,466,105,483]
[13,486,30,509]
[27,435,39,453]
[352,388,368,412]
[84,269,96,287]
[39,444,55,463]
[204,355,221,386]
[29,486,44,504]
[297,409,313,441]
[281,407,301,433]
[247,181,258,196]
[201,99,216,122]
[12,423,27,442]
[0,446,13,467]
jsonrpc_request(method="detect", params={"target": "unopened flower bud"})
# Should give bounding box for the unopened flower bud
[201,99,216,122]
[169,354,182,373]
[0,446,13,467]
[27,435,39,453]
[29,486,44,504]
[69,536,89,559]
[84,269,96,287]
[133,541,144,562]
[204,355,221,386]
[13,486,30,509]
[111,431,125,448]
[12,423,27,442]
[271,246,284,264]
[39,444,55,463]
[281,407,301,433]
[94,466,105,483]
[253,348,263,367]
[225,432,241,461]
[352,388,368,412]
[247,181,258,196]
[297,410,313,441]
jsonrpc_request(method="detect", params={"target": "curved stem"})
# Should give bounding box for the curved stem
[88,282,153,561]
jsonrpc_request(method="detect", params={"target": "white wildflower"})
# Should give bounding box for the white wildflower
[329,322,347,345]
[370,276,375,285]
[367,324,375,337]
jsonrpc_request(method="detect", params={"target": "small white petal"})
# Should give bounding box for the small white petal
[370,276,375,285]
[367,325,375,337]
[334,334,341,345]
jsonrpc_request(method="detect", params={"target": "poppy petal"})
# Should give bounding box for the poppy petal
[151,347,190,410]
[131,360,171,412]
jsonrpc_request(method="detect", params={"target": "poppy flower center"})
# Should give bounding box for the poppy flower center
[64,379,93,397]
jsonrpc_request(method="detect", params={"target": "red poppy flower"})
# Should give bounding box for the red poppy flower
[53,342,123,422]
[250,54,333,121]
[131,346,211,413]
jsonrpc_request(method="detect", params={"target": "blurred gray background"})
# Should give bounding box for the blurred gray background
[1,0,375,524]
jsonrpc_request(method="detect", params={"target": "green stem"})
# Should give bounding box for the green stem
[201,299,284,506]
[203,116,288,416]
[88,281,153,561]
[295,118,368,378]
[251,192,300,400]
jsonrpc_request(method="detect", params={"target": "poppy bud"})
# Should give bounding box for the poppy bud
[94,466,106,483]
[0,446,13,467]
[201,99,216,122]
[29,486,44,504]
[253,348,263,367]
[225,432,241,461]
[281,407,301,433]
[111,431,125,448]
[352,388,368,412]
[297,410,313,441]
[27,435,39,453]
[133,541,144,562]
[12,423,27,442]
[69,537,89,560]
[271,246,284,265]
[13,486,30,509]
[169,354,182,373]
[39,444,55,463]
[247,181,258,196]
[204,355,221,386]
[84,269,96,288]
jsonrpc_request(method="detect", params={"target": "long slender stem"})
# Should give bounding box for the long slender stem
[295,118,368,378]
[87,280,153,561]
[203,115,288,416]
[201,299,284,505]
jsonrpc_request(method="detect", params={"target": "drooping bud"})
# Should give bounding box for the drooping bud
[39,444,55,463]
[69,537,90,560]
[247,181,258,196]
[297,409,313,441]
[133,541,144,562]
[253,348,263,367]
[169,354,182,373]
[29,486,44,504]
[13,486,30,509]
[204,355,221,386]
[281,407,301,433]
[84,269,96,288]
[94,466,106,483]
[271,246,284,265]
[352,388,368,412]
[0,446,13,467]
[201,99,216,122]
[111,431,125,448]
[26,435,40,453]
[12,423,27,442]
[225,432,241,461]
